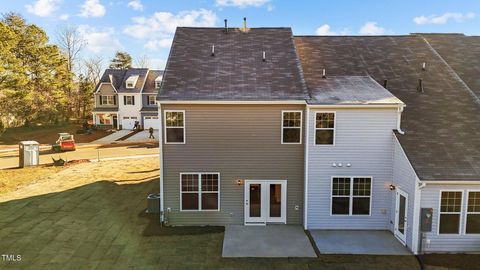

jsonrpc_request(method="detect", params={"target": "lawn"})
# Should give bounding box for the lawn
[0,122,111,148]
[0,158,476,269]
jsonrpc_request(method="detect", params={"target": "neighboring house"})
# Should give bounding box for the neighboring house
[157,27,480,254]
[93,68,163,130]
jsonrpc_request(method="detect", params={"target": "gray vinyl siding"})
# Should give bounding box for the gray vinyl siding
[162,104,304,226]
[95,84,118,109]
[391,136,418,250]
[142,94,157,107]
[420,184,480,253]
[307,108,397,229]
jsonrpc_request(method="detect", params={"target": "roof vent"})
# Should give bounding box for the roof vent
[224,19,228,34]
[383,79,388,89]
[417,79,424,93]
[262,51,266,62]
[322,69,326,79]
[211,45,215,57]
[422,62,426,71]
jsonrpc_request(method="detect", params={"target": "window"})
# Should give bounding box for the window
[315,112,335,145]
[282,111,302,144]
[181,173,219,211]
[331,177,371,215]
[100,95,115,105]
[124,95,134,105]
[155,81,161,89]
[126,82,134,88]
[148,95,156,105]
[466,192,480,234]
[439,191,462,234]
[165,110,185,144]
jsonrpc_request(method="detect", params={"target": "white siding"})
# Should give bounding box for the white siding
[118,93,142,128]
[391,136,418,251]
[307,108,398,229]
[420,184,480,253]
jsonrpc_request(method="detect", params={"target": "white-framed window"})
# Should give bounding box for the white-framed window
[180,173,220,211]
[148,95,156,105]
[315,112,335,145]
[331,177,371,215]
[124,95,135,105]
[465,191,480,234]
[155,81,161,89]
[126,82,134,88]
[281,110,302,144]
[164,110,185,144]
[439,191,463,234]
[100,95,115,105]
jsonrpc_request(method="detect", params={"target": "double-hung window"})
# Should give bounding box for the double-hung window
[101,95,115,105]
[181,173,219,211]
[124,95,135,105]
[282,111,302,144]
[315,112,335,145]
[148,95,156,105]
[164,110,185,143]
[466,191,480,234]
[439,191,462,234]
[331,177,371,215]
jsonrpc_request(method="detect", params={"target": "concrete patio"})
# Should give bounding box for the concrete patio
[310,230,411,255]
[222,225,317,258]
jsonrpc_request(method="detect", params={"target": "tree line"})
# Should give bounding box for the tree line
[0,13,150,129]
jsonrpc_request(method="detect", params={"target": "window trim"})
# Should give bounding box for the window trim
[464,190,480,235]
[101,95,115,105]
[155,81,162,89]
[437,190,464,235]
[281,110,303,144]
[164,110,186,144]
[330,176,372,216]
[125,95,134,105]
[314,111,336,146]
[179,172,220,212]
[148,95,156,105]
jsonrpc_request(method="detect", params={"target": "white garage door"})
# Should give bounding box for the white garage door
[143,116,159,130]
[122,116,138,129]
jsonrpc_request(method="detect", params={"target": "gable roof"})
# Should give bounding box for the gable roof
[294,35,480,181]
[117,68,149,93]
[143,70,163,93]
[158,27,309,101]
[96,69,127,91]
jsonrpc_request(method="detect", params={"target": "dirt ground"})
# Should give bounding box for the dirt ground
[0,123,111,148]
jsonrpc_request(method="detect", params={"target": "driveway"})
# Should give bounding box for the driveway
[92,130,133,143]
[125,130,159,142]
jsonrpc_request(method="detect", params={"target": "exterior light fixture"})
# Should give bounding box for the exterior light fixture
[236,179,244,186]
[389,184,396,191]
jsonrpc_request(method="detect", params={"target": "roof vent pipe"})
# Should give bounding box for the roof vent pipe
[383,79,388,89]
[224,19,228,34]
[322,69,326,79]
[262,51,266,62]
[211,45,215,57]
[417,79,424,93]
[243,17,247,32]
[422,62,426,71]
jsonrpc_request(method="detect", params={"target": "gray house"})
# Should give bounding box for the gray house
[157,27,480,254]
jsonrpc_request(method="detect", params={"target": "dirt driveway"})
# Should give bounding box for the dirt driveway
[0,158,474,269]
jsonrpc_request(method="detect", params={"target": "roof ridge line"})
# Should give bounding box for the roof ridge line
[419,35,480,105]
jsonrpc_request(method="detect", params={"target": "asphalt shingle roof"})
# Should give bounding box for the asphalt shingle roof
[158,27,308,101]
[97,69,127,91]
[294,35,480,181]
[143,70,163,93]
[117,68,149,93]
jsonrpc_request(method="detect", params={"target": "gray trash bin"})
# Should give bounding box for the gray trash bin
[19,141,40,168]
[146,193,160,213]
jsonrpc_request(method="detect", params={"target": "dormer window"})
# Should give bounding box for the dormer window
[125,75,139,89]
[155,75,163,89]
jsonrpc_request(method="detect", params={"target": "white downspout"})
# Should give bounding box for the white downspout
[397,105,406,135]
[303,106,310,230]
[158,103,165,223]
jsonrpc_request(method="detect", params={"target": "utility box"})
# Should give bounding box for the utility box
[146,193,160,213]
[420,208,433,232]
[19,141,40,168]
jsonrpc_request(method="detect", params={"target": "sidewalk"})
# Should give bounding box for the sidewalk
[92,130,133,143]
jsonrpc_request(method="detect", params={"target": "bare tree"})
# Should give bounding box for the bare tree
[83,55,104,86]
[135,54,151,68]
[56,25,86,73]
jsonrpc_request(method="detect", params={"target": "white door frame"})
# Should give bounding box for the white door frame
[394,188,408,245]
[244,180,287,225]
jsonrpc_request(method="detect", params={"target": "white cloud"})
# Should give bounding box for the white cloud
[413,12,475,25]
[59,13,69,20]
[124,9,217,50]
[78,25,122,53]
[359,22,385,35]
[316,24,336,35]
[215,0,270,8]
[25,0,61,17]
[79,0,106,18]
[127,0,143,11]
[149,58,167,69]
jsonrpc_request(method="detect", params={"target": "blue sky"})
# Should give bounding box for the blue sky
[2,0,480,70]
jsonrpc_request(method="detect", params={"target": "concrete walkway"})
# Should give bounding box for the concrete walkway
[222,225,316,258]
[125,130,159,142]
[92,130,132,143]
[310,230,411,255]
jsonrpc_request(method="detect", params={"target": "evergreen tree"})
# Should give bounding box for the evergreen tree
[109,51,132,69]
